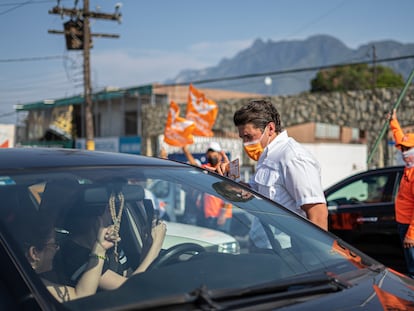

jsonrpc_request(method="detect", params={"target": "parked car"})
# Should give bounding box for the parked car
[325,165,406,273]
[1,148,413,310]
[163,221,240,254]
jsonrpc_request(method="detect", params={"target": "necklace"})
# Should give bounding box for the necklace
[108,191,125,261]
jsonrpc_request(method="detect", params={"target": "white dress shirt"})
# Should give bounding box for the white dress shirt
[249,130,326,248]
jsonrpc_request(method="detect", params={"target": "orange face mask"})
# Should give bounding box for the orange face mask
[243,127,268,161]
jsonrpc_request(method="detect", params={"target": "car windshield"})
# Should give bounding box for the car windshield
[0,158,377,309]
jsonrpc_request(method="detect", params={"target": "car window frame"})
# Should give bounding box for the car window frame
[325,167,402,207]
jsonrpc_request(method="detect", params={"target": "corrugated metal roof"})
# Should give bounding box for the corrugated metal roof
[153,84,261,103]
[15,83,261,112]
[15,84,153,111]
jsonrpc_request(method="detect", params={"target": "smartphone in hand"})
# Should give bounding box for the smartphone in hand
[228,158,240,180]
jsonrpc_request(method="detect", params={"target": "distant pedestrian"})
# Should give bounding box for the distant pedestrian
[183,142,232,233]
[388,109,414,278]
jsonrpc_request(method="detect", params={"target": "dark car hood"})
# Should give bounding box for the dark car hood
[280,269,414,310]
[66,254,414,310]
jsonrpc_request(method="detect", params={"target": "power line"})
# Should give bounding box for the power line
[0,0,61,5]
[0,0,71,16]
[0,0,34,16]
[0,55,68,63]
[0,111,16,119]
[219,0,352,75]
[159,54,414,88]
[1,52,413,101]
[0,0,69,7]
[286,0,348,39]
[48,0,121,150]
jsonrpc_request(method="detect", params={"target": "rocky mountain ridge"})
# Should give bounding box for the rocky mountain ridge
[166,34,414,95]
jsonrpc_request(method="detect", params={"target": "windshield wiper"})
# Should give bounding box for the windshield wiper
[189,272,351,310]
[87,273,351,310]
[334,238,385,272]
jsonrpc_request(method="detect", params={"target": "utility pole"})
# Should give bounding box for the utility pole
[48,1,121,150]
[372,45,377,89]
[82,0,93,150]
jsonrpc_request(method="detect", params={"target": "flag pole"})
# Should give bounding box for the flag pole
[366,69,414,165]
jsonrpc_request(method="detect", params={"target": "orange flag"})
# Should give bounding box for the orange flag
[186,84,218,137]
[330,240,365,269]
[373,284,414,310]
[0,140,9,148]
[163,100,195,147]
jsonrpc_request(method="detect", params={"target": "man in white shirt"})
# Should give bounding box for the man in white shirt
[231,99,328,247]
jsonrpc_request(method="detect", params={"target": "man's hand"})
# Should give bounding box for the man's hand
[403,236,414,248]
[387,109,397,121]
[216,151,230,176]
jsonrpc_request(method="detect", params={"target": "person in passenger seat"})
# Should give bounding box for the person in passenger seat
[15,215,115,302]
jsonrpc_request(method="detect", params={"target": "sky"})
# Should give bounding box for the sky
[1,0,414,124]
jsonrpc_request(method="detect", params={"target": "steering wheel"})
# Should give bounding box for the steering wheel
[150,243,206,269]
[348,197,361,204]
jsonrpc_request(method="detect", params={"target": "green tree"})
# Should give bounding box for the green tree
[310,64,405,92]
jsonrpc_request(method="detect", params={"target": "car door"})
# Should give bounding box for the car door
[325,167,403,242]
[0,224,60,310]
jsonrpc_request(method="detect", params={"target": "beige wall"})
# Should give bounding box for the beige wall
[286,123,316,143]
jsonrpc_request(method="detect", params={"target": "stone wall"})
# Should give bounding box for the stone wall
[142,86,414,166]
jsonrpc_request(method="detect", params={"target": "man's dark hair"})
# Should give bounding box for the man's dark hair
[233,98,282,132]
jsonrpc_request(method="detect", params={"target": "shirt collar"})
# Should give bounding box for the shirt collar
[259,130,288,162]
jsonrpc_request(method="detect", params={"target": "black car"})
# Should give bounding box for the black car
[1,148,414,310]
[325,166,406,273]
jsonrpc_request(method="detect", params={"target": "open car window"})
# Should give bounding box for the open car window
[326,172,398,206]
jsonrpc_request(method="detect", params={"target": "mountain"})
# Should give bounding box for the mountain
[165,34,414,95]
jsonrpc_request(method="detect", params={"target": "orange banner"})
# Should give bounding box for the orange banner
[330,240,364,268]
[373,284,414,310]
[164,101,195,147]
[0,140,9,148]
[186,84,218,137]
